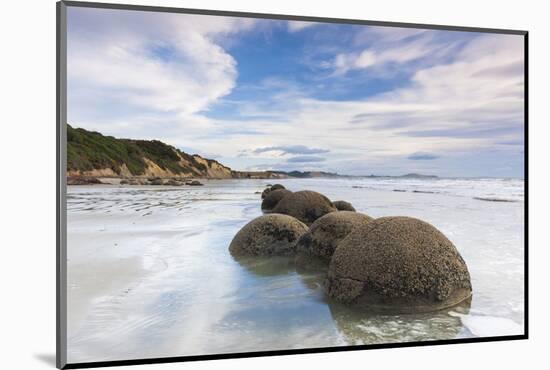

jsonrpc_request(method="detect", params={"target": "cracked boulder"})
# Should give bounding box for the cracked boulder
[326,216,472,313]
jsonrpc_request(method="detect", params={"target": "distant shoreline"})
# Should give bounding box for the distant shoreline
[66,172,441,186]
[66,173,524,187]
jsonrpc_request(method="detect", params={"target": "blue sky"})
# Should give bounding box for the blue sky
[67,8,525,177]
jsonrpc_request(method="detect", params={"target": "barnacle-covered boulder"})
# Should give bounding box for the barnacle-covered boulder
[295,211,373,264]
[229,214,308,256]
[326,216,472,313]
[272,190,337,225]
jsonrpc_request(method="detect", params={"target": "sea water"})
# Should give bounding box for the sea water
[66,177,525,363]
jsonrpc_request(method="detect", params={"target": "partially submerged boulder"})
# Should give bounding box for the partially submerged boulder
[327,216,472,313]
[261,189,292,213]
[272,190,337,225]
[229,214,308,256]
[295,211,373,264]
[332,200,356,212]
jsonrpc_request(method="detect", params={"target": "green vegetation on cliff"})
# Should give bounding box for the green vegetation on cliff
[67,124,225,176]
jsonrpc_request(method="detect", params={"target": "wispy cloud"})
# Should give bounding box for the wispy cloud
[328,29,454,75]
[253,145,330,155]
[287,156,326,163]
[287,20,318,32]
[408,152,439,160]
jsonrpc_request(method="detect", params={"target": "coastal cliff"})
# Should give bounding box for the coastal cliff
[67,124,234,179]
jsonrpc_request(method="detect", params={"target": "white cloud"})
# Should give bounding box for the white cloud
[287,20,318,32]
[67,7,256,130]
[330,29,446,75]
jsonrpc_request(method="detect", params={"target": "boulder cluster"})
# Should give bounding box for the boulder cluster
[229,183,472,313]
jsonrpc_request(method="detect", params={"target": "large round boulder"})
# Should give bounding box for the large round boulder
[272,190,337,225]
[261,189,292,213]
[327,216,472,313]
[296,211,373,263]
[229,214,308,256]
[333,200,356,212]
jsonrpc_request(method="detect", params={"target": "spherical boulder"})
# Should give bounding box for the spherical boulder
[327,216,472,313]
[295,211,373,262]
[229,214,308,256]
[261,189,292,212]
[333,200,356,212]
[272,190,337,225]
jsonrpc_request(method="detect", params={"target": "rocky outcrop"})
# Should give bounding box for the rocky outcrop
[185,180,204,186]
[67,176,103,185]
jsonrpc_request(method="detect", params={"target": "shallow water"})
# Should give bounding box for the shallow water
[66,178,525,363]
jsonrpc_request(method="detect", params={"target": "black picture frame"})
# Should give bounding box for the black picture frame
[56,1,529,369]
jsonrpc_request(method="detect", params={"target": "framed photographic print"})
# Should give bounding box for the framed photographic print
[56,1,528,368]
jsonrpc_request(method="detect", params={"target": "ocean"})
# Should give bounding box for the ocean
[66,177,525,362]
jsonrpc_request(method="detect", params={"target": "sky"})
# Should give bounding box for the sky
[67,7,525,178]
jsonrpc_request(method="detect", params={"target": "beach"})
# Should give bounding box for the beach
[67,177,525,363]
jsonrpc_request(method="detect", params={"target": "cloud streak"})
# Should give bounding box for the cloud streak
[287,156,326,163]
[287,20,318,32]
[253,145,330,155]
[408,152,439,160]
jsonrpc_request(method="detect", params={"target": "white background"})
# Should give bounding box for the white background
[0,0,546,369]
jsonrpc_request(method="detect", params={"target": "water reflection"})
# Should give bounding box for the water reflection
[231,255,296,277]
[327,298,471,345]
[291,257,472,345]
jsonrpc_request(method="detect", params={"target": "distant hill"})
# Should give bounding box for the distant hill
[399,173,438,179]
[67,125,233,178]
[271,170,347,178]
